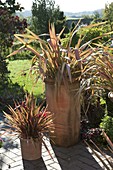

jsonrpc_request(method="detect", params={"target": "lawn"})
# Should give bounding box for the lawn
[8,59,45,97]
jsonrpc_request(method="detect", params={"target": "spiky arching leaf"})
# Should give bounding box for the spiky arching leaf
[4,94,54,139]
[6,21,113,87]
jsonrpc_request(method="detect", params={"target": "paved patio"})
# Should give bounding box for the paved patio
[0,113,113,170]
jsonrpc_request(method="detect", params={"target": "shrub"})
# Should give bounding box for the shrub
[79,26,109,45]
[100,114,113,142]
[0,138,3,148]
[81,120,103,143]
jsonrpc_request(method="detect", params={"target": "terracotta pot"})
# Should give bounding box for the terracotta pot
[20,138,42,160]
[45,80,81,147]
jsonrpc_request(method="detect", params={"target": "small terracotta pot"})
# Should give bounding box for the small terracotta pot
[20,138,42,160]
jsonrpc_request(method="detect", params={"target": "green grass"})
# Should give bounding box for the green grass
[8,59,45,97]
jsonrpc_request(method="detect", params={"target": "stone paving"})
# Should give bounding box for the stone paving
[0,114,113,170]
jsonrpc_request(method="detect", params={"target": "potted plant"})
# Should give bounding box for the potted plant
[4,94,53,160]
[86,44,113,104]
[7,22,109,147]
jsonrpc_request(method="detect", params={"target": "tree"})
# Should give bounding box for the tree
[0,0,24,14]
[0,1,27,89]
[93,11,101,22]
[104,2,113,31]
[32,0,66,35]
[71,22,75,31]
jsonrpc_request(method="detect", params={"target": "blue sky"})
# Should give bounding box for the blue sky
[16,0,113,12]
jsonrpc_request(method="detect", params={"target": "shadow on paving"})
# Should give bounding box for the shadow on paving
[0,114,20,169]
[51,142,102,170]
[23,158,47,170]
[0,140,20,170]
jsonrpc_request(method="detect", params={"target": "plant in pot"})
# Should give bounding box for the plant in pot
[83,41,113,169]
[94,47,113,95]
[86,44,113,109]
[4,94,54,160]
[7,22,109,147]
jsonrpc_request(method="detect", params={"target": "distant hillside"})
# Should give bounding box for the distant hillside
[65,9,103,18]
[17,10,32,17]
[17,9,103,18]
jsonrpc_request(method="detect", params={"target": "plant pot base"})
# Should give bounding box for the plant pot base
[50,133,80,147]
[20,138,42,160]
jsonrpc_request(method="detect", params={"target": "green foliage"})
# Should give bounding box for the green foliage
[61,31,79,48]
[0,82,25,112]
[0,1,27,49]
[0,59,44,112]
[0,0,24,14]
[0,0,27,96]
[0,54,10,89]
[104,2,113,31]
[79,26,109,45]
[81,90,105,127]
[0,138,3,148]
[103,90,113,117]
[9,51,33,60]
[32,0,66,35]
[62,23,110,49]
[100,115,113,142]
[92,11,102,23]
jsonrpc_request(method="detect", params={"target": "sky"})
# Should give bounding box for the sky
[16,0,113,12]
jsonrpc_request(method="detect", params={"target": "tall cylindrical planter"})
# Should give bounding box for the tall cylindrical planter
[20,138,42,160]
[45,80,81,147]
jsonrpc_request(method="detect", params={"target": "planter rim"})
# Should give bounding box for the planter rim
[20,137,42,143]
[44,78,80,85]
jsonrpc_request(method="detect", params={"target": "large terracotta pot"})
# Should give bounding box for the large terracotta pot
[20,138,42,160]
[45,80,81,147]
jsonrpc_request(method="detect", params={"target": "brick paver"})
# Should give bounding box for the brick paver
[0,114,113,170]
